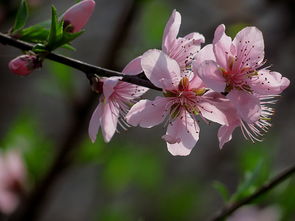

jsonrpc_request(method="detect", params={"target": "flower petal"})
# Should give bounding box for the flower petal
[103,77,121,100]
[213,24,233,69]
[101,101,119,143]
[227,90,261,123]
[88,102,103,142]
[163,112,199,156]
[232,26,264,69]
[122,56,143,75]
[218,124,238,149]
[162,9,181,54]
[189,74,205,90]
[197,96,229,125]
[169,32,205,69]
[196,60,226,92]
[194,44,215,66]
[141,49,181,90]
[249,70,290,95]
[126,97,169,128]
[115,81,148,100]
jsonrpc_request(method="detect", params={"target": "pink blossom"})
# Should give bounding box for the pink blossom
[8,55,40,76]
[0,150,26,214]
[126,50,228,156]
[162,10,205,71]
[88,56,148,143]
[194,24,290,123]
[217,95,276,149]
[61,0,96,33]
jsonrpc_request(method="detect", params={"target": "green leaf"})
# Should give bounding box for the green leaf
[54,30,84,50]
[19,23,50,43]
[47,6,60,50]
[47,6,64,50]
[230,160,264,202]
[61,43,76,51]
[213,181,230,202]
[12,0,29,33]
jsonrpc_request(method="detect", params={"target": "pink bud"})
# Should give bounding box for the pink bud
[61,0,96,33]
[8,55,39,76]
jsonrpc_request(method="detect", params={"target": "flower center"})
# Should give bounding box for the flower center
[219,56,258,93]
[163,77,207,119]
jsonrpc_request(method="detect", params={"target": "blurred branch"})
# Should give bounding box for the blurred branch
[210,163,295,221]
[0,32,160,91]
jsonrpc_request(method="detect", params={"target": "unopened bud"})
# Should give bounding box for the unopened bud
[61,0,96,33]
[8,55,40,76]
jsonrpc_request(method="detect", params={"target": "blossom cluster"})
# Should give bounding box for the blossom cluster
[6,0,289,156]
[89,10,290,156]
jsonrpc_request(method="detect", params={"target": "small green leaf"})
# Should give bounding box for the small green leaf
[230,160,264,202]
[47,6,62,50]
[19,23,50,43]
[54,30,84,50]
[61,43,76,51]
[12,0,29,33]
[213,181,230,202]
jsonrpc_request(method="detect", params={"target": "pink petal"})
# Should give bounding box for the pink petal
[227,90,261,123]
[184,32,205,45]
[126,97,169,128]
[193,44,215,66]
[189,74,205,89]
[141,49,181,90]
[115,81,148,100]
[162,9,181,54]
[122,56,143,76]
[103,77,121,100]
[101,101,119,143]
[196,60,226,92]
[170,32,205,69]
[88,102,103,143]
[249,70,290,95]
[232,26,264,69]
[213,24,233,69]
[197,97,228,125]
[218,124,238,149]
[163,112,199,156]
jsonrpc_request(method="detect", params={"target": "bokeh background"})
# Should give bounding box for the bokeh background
[0,0,294,220]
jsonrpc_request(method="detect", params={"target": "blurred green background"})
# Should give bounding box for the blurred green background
[0,0,294,220]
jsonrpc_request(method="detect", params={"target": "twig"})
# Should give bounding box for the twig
[209,163,295,221]
[0,32,160,91]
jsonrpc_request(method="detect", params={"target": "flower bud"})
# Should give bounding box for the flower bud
[8,55,40,76]
[61,0,96,33]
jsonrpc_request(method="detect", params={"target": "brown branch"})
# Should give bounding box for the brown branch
[0,32,160,91]
[209,163,295,221]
